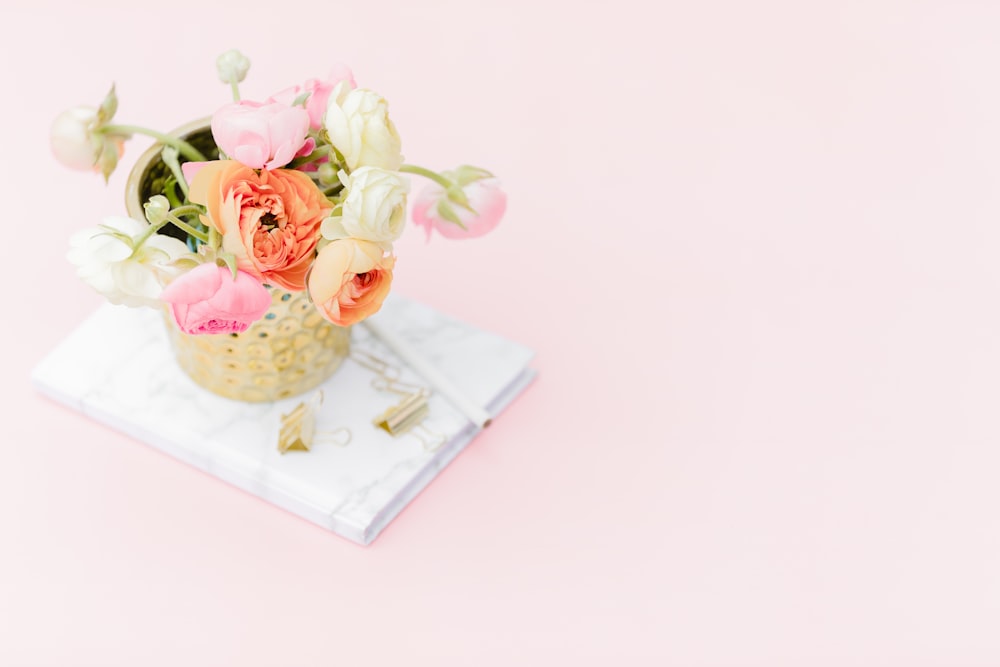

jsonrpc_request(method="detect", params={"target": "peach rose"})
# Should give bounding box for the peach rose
[188,160,332,292]
[307,239,394,326]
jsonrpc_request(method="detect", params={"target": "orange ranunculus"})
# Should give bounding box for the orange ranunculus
[188,159,331,291]
[307,239,394,326]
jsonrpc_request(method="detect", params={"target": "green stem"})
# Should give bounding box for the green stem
[400,163,476,214]
[129,205,209,257]
[288,144,332,170]
[131,220,168,253]
[399,164,452,189]
[171,205,205,219]
[230,80,241,102]
[100,124,207,162]
[166,213,209,244]
[164,180,183,210]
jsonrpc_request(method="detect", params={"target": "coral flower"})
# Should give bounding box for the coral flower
[188,160,332,292]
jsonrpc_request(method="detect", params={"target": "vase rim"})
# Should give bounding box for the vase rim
[124,117,212,221]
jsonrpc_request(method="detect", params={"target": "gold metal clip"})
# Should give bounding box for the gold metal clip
[372,390,430,436]
[278,391,323,454]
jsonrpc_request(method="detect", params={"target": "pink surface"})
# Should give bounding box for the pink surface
[3,0,1000,663]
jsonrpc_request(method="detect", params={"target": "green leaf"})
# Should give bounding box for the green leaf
[446,185,479,215]
[96,138,119,183]
[450,164,494,187]
[96,83,118,126]
[292,91,313,107]
[446,185,471,208]
[435,200,468,230]
[219,252,239,280]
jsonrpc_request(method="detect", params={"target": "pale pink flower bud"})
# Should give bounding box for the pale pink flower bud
[211,101,310,170]
[268,65,356,130]
[412,179,506,240]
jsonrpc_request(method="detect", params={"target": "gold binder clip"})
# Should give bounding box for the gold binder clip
[372,389,430,436]
[278,391,323,454]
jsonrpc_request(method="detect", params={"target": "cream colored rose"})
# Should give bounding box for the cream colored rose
[67,216,194,308]
[323,84,403,170]
[321,167,409,247]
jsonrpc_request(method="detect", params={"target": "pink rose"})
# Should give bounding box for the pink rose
[412,179,507,240]
[160,263,272,335]
[269,64,356,130]
[211,101,311,170]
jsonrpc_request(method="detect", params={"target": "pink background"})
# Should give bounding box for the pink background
[3,0,1000,663]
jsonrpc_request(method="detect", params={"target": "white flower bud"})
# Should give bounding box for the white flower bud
[216,49,251,84]
[144,195,171,225]
[317,162,339,186]
[50,107,101,171]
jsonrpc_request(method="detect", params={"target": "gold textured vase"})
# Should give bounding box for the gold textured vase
[125,119,351,402]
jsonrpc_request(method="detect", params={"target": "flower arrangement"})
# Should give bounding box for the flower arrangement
[53,50,506,334]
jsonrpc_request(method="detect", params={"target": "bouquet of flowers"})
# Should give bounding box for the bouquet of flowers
[52,50,506,334]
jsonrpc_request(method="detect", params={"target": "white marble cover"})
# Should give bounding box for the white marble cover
[31,295,536,545]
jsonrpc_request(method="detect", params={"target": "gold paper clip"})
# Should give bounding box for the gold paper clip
[412,424,446,452]
[372,376,427,396]
[278,391,323,454]
[373,390,430,436]
[351,351,400,380]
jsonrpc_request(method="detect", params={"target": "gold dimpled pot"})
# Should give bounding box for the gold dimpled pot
[125,120,351,402]
[163,288,350,402]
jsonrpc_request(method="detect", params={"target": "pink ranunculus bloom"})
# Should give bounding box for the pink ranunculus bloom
[211,101,311,170]
[269,65,356,130]
[160,263,272,335]
[411,179,507,240]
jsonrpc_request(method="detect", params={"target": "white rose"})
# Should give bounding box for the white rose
[321,167,410,248]
[67,216,194,308]
[323,84,403,170]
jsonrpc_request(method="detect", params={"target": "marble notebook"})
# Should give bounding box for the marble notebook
[31,295,536,545]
